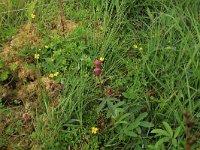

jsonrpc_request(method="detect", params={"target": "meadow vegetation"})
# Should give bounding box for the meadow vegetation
[0,0,200,149]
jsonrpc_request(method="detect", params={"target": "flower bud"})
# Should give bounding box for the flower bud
[94,59,101,68]
[93,68,101,76]
[107,88,113,95]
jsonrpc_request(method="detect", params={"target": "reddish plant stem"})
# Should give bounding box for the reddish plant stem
[183,111,198,150]
[58,0,65,33]
[186,117,191,150]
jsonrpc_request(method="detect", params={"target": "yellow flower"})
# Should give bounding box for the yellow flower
[54,72,59,77]
[133,44,138,49]
[45,45,49,49]
[49,73,54,78]
[34,54,40,59]
[91,127,98,134]
[31,13,36,19]
[139,47,143,51]
[99,57,104,62]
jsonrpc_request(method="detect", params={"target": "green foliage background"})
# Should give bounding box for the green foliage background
[0,0,200,149]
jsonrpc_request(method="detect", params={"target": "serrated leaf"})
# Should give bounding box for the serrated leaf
[127,113,148,130]
[115,113,130,125]
[127,121,140,130]
[155,137,170,148]
[151,129,170,137]
[174,126,182,138]
[135,112,148,122]
[162,122,173,137]
[97,99,107,114]
[124,130,138,137]
[140,121,154,128]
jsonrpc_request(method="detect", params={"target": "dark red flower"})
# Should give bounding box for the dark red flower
[94,59,101,68]
[107,88,113,95]
[93,68,101,76]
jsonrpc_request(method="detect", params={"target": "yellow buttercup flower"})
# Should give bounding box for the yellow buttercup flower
[54,72,59,77]
[139,47,143,51]
[31,13,36,19]
[49,73,54,78]
[91,127,98,134]
[99,57,104,62]
[133,44,138,49]
[34,54,40,59]
[45,45,49,49]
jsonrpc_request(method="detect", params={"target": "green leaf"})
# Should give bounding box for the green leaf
[147,145,156,150]
[0,71,9,81]
[127,113,148,130]
[127,121,140,130]
[172,138,177,147]
[151,129,170,137]
[114,101,125,107]
[6,127,14,135]
[0,60,3,68]
[136,127,141,134]
[115,113,130,125]
[97,99,107,114]
[174,126,182,138]
[155,137,170,148]
[135,112,148,122]
[147,7,154,22]
[140,121,154,128]
[9,63,17,71]
[106,97,119,102]
[162,122,173,137]
[107,100,116,117]
[124,130,138,137]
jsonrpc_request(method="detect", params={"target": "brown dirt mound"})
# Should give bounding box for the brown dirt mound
[0,17,78,148]
[0,20,76,148]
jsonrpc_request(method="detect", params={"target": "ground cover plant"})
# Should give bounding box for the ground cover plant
[0,0,200,149]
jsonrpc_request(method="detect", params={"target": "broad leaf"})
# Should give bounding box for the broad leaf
[135,112,148,122]
[124,130,138,137]
[174,126,182,138]
[155,137,170,148]
[151,129,170,137]
[172,138,177,147]
[163,122,173,137]
[127,121,140,130]
[115,113,130,125]
[140,121,154,128]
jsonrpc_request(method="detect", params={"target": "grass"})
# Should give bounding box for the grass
[0,0,200,149]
